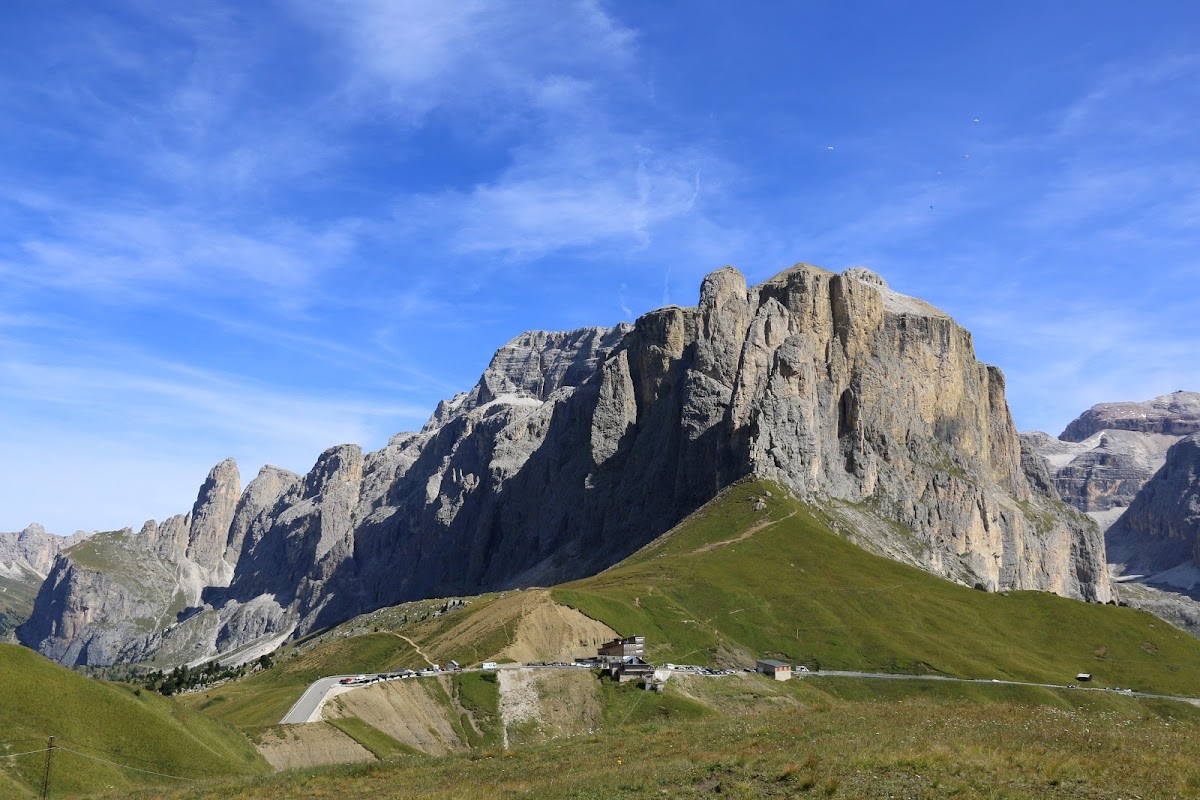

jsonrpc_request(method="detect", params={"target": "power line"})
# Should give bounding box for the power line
[0,737,49,747]
[55,747,199,782]
[53,738,225,775]
[0,748,50,759]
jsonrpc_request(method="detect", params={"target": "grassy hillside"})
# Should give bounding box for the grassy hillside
[185,478,1200,736]
[0,643,266,797]
[130,677,1200,799]
[553,480,1200,696]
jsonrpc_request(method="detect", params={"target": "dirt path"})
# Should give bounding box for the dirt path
[691,509,797,554]
[393,632,436,667]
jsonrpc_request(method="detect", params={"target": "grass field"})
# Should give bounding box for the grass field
[0,643,266,797]
[553,480,1200,696]
[124,674,1200,799]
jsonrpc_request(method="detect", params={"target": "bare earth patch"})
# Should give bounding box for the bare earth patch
[499,591,618,663]
[498,668,602,748]
[255,723,374,771]
[325,677,465,755]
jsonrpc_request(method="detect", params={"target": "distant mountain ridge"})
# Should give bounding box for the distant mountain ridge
[18,263,1112,668]
[1022,391,1200,543]
[1023,391,1200,633]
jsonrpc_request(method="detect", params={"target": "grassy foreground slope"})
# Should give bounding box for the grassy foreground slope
[133,678,1200,799]
[0,643,266,797]
[553,480,1200,696]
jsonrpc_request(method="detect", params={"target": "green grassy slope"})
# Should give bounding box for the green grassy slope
[130,679,1200,799]
[552,480,1200,696]
[0,643,266,797]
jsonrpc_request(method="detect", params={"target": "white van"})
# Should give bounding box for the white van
[482,661,498,670]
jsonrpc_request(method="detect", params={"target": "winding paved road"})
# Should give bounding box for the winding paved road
[281,675,364,724]
[279,665,1200,724]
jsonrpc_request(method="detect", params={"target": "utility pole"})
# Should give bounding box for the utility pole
[40,736,54,800]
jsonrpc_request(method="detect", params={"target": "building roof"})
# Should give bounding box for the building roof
[757,659,791,668]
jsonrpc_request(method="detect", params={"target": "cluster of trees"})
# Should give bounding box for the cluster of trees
[133,653,275,696]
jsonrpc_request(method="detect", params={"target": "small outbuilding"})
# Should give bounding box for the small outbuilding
[756,659,792,681]
[1076,673,1092,682]
[608,656,655,683]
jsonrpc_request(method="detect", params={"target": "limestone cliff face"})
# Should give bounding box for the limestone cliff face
[1021,429,1179,515]
[20,264,1113,667]
[676,265,1105,600]
[0,525,88,582]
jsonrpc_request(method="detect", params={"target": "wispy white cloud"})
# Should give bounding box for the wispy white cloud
[400,139,706,258]
[0,355,427,446]
[290,0,636,124]
[0,195,361,305]
[0,350,432,533]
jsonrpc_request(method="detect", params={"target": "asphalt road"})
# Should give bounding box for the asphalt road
[815,669,1200,706]
[279,666,1200,724]
[280,675,361,724]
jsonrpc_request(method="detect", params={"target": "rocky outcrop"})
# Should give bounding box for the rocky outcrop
[1023,393,1200,533]
[1,525,82,581]
[20,263,1114,667]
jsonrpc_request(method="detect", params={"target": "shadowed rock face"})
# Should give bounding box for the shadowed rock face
[19,264,1113,667]
[0,526,91,639]
[1106,434,1200,575]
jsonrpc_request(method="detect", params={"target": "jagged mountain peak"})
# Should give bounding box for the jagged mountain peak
[18,260,1113,667]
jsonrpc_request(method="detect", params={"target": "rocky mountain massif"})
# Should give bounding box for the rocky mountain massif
[19,263,1113,668]
[0,525,89,640]
[1023,391,1200,631]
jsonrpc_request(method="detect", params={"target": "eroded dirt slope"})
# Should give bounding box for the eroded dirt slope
[255,723,374,771]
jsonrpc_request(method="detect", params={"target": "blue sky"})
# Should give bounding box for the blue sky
[2,1,1198,534]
